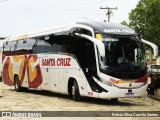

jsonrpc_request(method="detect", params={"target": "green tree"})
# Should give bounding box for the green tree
[122,0,160,48]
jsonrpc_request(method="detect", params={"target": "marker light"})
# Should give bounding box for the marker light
[96,34,102,40]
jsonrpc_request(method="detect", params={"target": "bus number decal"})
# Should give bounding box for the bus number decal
[109,78,119,84]
[88,92,93,96]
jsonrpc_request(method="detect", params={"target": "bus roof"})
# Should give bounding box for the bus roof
[77,21,136,35]
[6,21,137,41]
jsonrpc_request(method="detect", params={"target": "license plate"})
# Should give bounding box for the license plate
[125,93,134,97]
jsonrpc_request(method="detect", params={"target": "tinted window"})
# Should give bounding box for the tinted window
[12,38,36,55]
[3,41,17,56]
[70,27,92,36]
[3,38,36,56]
[33,39,62,54]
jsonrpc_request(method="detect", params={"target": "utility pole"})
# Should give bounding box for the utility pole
[100,7,117,22]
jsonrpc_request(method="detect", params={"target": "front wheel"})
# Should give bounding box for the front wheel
[72,80,81,101]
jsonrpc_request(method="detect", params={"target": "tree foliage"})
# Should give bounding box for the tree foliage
[122,0,160,48]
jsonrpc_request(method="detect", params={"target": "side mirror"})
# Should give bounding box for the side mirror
[142,39,158,57]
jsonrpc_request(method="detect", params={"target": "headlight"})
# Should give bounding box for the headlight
[99,78,113,86]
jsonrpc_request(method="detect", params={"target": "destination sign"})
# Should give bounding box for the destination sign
[104,29,135,34]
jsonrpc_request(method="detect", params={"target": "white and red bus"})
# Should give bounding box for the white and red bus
[2,21,158,101]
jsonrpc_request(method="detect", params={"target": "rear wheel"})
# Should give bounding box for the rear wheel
[14,76,23,92]
[72,80,81,101]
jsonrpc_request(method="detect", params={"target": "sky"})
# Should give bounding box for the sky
[0,0,140,37]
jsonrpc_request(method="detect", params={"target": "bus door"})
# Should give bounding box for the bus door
[85,43,98,97]
[85,43,97,76]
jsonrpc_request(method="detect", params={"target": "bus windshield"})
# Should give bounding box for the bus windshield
[99,34,146,79]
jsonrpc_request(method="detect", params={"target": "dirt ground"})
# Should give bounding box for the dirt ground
[0,82,160,120]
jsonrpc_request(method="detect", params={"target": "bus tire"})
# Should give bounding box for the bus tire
[72,80,81,101]
[14,76,23,92]
[111,98,118,102]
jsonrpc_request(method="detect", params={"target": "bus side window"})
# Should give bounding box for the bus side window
[11,41,18,55]
[13,38,35,55]
[79,28,92,36]
[3,41,15,56]
[32,39,62,54]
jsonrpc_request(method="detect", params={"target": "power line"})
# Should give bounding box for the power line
[100,7,117,22]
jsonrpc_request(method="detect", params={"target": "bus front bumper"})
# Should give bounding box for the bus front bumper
[98,84,148,99]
